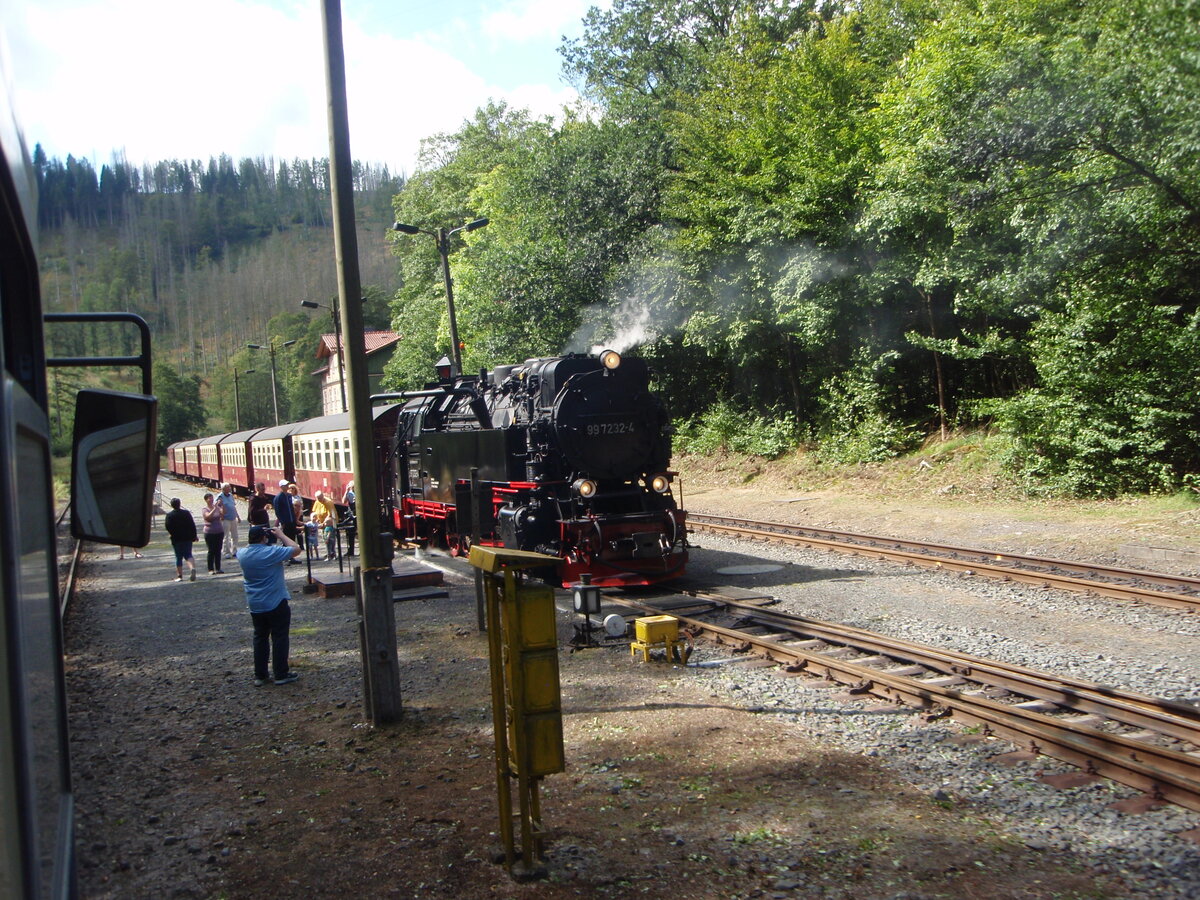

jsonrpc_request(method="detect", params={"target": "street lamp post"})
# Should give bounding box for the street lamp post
[392,217,489,375]
[301,299,347,413]
[233,368,255,431]
[246,339,296,426]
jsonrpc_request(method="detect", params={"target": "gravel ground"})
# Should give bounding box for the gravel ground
[680,531,1200,899]
[64,475,1200,898]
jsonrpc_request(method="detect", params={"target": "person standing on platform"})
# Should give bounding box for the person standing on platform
[311,490,335,528]
[273,479,299,563]
[311,490,335,559]
[219,483,240,559]
[164,497,198,582]
[201,492,225,575]
[289,484,303,528]
[248,482,271,528]
[240,524,301,686]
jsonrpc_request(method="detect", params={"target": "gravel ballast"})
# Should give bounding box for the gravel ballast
[682,530,1200,899]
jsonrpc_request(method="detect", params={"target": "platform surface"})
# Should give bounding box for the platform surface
[311,559,444,598]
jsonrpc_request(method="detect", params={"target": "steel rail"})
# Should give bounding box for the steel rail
[611,595,1200,811]
[689,514,1200,612]
[713,597,1200,743]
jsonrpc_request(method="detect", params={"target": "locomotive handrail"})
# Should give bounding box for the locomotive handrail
[372,388,493,430]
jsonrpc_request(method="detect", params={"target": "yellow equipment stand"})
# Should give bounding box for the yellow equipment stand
[468,546,564,881]
[630,614,691,664]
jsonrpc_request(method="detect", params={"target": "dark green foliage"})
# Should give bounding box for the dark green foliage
[983,295,1200,496]
[154,364,206,453]
[378,0,1200,495]
[674,402,797,459]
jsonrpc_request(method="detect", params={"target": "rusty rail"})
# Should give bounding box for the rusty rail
[610,592,1200,811]
[689,514,1200,612]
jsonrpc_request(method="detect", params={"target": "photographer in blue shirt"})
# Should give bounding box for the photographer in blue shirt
[241,524,302,686]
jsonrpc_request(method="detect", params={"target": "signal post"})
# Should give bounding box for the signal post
[469,546,565,880]
[321,0,401,722]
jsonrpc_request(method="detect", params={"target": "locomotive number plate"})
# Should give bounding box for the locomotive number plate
[586,421,636,436]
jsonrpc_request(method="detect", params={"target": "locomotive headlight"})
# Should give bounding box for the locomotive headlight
[649,473,671,493]
[573,478,598,499]
[599,349,621,370]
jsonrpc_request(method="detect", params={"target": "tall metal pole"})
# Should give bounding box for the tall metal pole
[333,306,347,413]
[436,227,462,375]
[322,0,401,722]
[234,370,243,431]
[267,346,280,426]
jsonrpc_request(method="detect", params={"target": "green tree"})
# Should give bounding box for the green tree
[660,3,924,435]
[865,0,1200,489]
[385,103,543,388]
[155,364,206,453]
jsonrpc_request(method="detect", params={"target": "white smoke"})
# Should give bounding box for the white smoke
[565,295,660,356]
[593,296,656,354]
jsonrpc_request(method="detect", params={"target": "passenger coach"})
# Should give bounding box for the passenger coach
[217,426,264,494]
[167,404,404,518]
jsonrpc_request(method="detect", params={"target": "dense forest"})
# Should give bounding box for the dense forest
[41,0,1200,497]
[37,151,400,450]
[384,0,1200,496]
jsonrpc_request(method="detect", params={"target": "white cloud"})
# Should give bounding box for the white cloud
[5,0,591,174]
[483,0,596,44]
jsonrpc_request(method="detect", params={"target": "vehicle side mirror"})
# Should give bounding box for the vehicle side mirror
[70,389,159,546]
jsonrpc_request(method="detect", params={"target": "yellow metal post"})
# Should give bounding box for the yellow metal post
[481,568,513,868]
[468,546,564,880]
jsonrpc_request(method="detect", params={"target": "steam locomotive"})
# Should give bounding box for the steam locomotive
[168,350,688,587]
[394,350,688,586]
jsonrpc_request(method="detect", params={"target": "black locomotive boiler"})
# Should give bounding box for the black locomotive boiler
[394,350,688,586]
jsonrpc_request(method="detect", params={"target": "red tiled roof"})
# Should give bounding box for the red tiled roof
[316,330,400,359]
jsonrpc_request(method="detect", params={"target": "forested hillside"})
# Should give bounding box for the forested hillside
[386,0,1200,496]
[36,151,401,448]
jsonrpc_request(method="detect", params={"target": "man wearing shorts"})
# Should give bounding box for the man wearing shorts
[163,497,198,582]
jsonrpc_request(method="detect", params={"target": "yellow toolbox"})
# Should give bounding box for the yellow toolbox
[634,615,679,644]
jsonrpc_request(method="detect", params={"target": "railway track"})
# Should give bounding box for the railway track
[606,587,1200,812]
[689,513,1200,612]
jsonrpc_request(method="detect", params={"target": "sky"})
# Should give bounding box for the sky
[2,0,606,177]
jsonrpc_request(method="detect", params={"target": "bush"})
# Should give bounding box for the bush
[982,294,1200,497]
[814,352,921,464]
[675,402,797,459]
